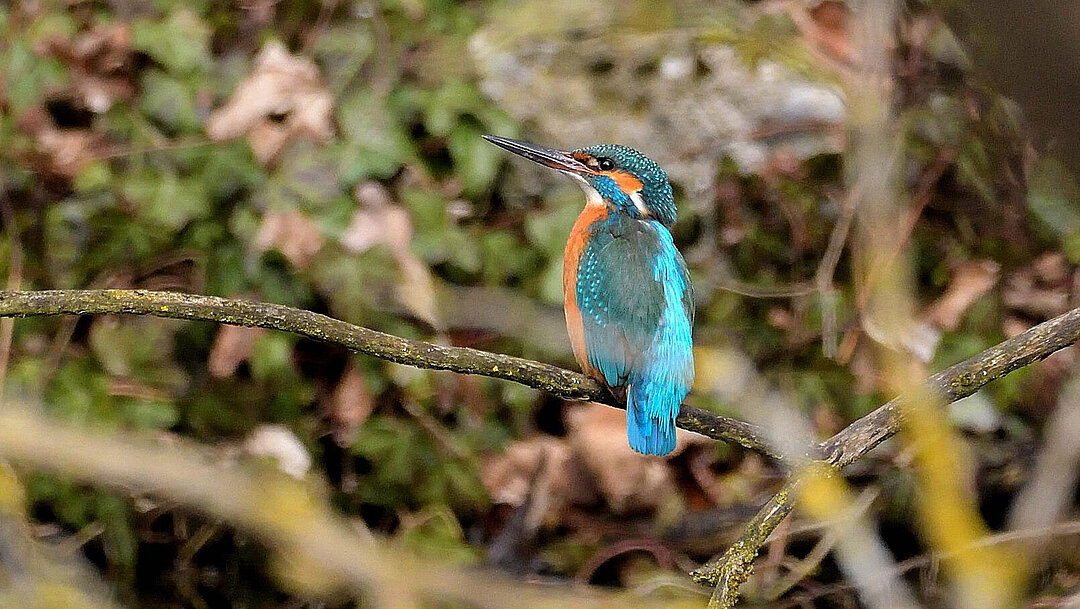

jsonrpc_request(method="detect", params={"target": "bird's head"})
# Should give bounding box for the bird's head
[483,135,677,227]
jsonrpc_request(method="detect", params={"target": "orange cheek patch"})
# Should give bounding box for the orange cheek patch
[606,170,644,194]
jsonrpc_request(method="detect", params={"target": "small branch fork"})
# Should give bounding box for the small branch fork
[691,305,1080,604]
[2,289,1079,603]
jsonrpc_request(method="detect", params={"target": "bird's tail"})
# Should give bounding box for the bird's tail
[626,383,678,456]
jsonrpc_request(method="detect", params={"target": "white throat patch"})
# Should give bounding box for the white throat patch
[628,190,649,217]
[566,173,604,206]
[566,172,649,216]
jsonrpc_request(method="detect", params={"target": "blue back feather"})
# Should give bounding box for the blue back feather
[575,213,694,455]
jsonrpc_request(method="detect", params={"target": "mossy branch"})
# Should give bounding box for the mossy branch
[0,289,779,460]
[691,305,1080,603]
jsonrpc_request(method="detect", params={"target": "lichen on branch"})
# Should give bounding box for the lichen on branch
[0,289,778,459]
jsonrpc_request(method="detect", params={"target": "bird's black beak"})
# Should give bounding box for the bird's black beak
[482,135,594,176]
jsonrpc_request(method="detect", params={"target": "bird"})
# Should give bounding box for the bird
[483,135,694,456]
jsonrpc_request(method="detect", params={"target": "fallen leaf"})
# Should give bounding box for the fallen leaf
[69,22,135,113]
[326,364,374,446]
[345,182,441,328]
[255,210,324,269]
[342,182,412,254]
[565,404,680,514]
[208,324,267,378]
[1004,253,1072,319]
[481,437,595,526]
[206,41,333,163]
[790,0,855,67]
[40,21,135,115]
[17,105,103,178]
[35,126,100,178]
[923,260,1000,330]
[1033,252,1069,285]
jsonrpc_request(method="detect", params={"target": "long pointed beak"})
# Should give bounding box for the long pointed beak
[482,135,594,175]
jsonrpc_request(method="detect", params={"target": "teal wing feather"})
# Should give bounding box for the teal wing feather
[576,215,695,455]
[575,216,667,387]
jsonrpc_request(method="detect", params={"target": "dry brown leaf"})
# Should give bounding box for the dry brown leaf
[255,210,324,269]
[35,126,100,178]
[1004,253,1072,319]
[343,183,413,254]
[923,260,1000,330]
[69,22,135,113]
[345,182,441,328]
[17,105,103,178]
[208,324,267,378]
[481,437,596,520]
[326,364,374,446]
[40,21,135,114]
[565,404,681,514]
[1033,252,1070,285]
[206,41,333,163]
[789,0,855,67]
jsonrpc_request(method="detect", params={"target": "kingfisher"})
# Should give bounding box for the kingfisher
[483,135,694,456]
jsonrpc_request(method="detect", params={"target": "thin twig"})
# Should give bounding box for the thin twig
[0,197,22,398]
[715,276,819,299]
[815,191,857,358]
[772,519,1080,608]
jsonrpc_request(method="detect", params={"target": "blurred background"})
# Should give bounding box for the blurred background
[2,0,1080,607]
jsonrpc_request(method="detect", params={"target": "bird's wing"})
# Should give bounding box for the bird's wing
[575,217,673,388]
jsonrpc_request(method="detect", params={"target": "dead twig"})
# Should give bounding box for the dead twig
[0,197,22,399]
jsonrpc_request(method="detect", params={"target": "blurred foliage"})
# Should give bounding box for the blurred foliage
[0,0,1077,608]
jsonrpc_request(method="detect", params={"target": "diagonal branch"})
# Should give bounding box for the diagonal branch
[0,289,779,460]
[691,305,1080,601]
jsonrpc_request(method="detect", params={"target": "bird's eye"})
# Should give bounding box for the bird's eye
[597,157,616,171]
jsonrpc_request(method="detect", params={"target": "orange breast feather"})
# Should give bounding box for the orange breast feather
[563,204,608,378]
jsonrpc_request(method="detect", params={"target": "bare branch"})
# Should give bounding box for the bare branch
[0,289,779,460]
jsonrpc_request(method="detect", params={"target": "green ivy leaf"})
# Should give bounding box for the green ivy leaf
[139,69,203,133]
[1028,157,1080,236]
[336,90,418,181]
[448,123,500,198]
[132,8,211,74]
[125,170,212,229]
